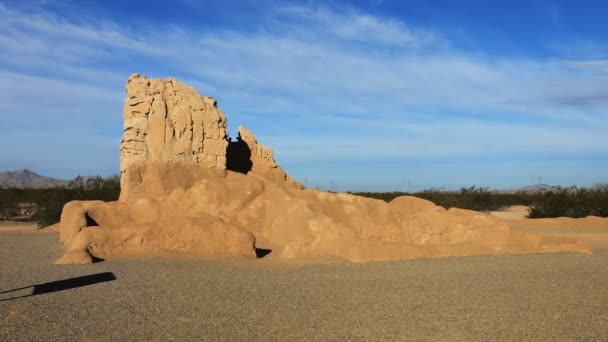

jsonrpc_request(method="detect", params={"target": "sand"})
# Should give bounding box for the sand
[488,205,531,220]
[509,218,608,249]
[1,232,607,341]
[0,221,38,233]
[487,207,608,249]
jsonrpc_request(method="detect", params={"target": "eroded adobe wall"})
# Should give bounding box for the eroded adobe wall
[121,74,229,174]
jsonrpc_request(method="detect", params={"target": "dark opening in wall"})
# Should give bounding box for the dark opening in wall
[226,135,253,174]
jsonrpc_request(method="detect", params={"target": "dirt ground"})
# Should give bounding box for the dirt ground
[488,205,531,220]
[0,221,38,232]
[487,206,608,250]
[1,230,607,341]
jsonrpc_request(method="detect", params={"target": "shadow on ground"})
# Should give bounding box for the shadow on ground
[0,272,116,302]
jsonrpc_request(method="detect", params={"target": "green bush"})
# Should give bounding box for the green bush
[0,175,120,228]
[528,186,608,218]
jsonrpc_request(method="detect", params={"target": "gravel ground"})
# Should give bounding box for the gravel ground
[1,233,607,341]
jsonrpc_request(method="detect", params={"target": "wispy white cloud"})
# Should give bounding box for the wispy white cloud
[0,2,606,186]
[266,119,608,163]
[275,5,437,47]
[566,59,608,73]
[2,2,606,119]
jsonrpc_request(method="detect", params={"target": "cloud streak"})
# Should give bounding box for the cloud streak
[0,2,606,188]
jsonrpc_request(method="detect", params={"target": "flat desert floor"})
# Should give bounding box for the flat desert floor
[1,228,608,341]
[0,221,37,232]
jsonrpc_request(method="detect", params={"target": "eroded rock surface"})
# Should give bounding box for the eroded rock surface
[229,126,302,189]
[121,74,228,179]
[56,76,591,264]
[56,199,256,263]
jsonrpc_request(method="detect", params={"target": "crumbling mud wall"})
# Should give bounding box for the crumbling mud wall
[227,126,302,189]
[120,74,229,195]
[55,76,591,264]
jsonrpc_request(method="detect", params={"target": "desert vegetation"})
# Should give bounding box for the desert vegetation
[354,184,608,218]
[3,180,606,230]
[2,178,607,229]
[0,176,120,227]
[2,180,607,229]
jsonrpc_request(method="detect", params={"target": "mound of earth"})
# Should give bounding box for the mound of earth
[55,75,591,264]
[507,216,608,230]
[488,205,531,220]
[504,216,608,250]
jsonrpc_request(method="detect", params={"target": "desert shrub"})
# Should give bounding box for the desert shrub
[354,185,608,218]
[0,175,120,228]
[416,186,537,211]
[353,191,410,202]
[529,187,608,218]
[354,186,533,212]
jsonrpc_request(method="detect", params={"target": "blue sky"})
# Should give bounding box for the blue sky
[1,0,607,191]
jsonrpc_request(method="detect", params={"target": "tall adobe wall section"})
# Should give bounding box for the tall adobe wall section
[120,74,229,175]
[121,74,302,193]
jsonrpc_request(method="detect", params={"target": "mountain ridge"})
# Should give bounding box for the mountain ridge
[0,169,69,189]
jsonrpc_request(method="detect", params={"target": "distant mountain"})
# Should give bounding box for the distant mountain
[67,175,100,188]
[0,169,120,189]
[0,169,69,189]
